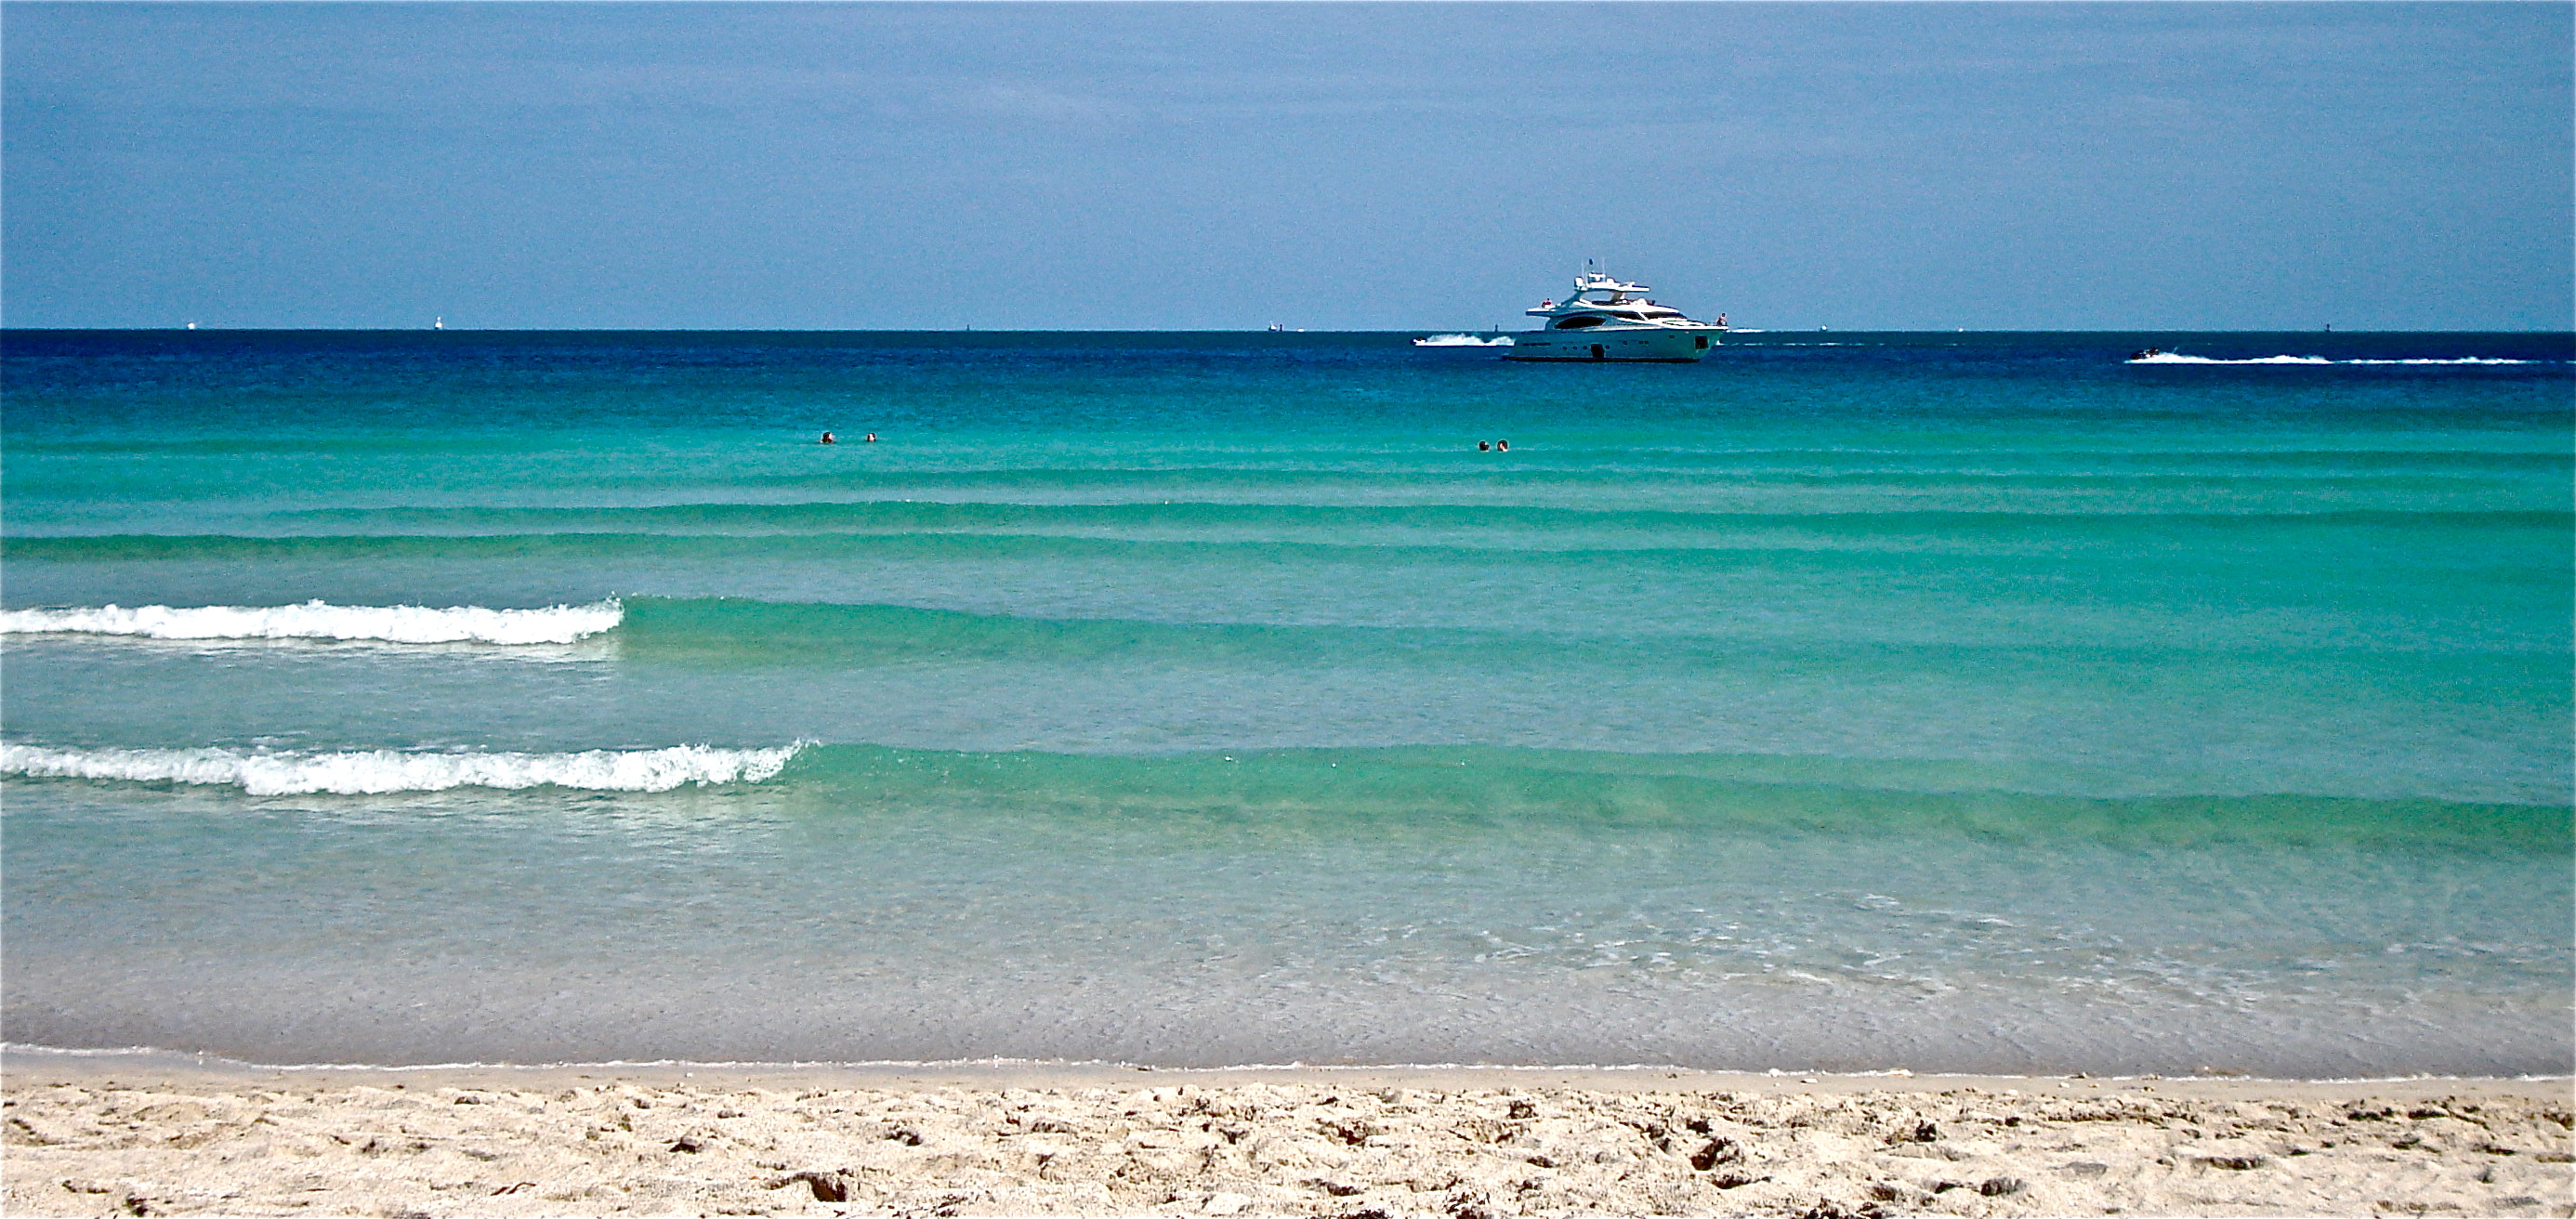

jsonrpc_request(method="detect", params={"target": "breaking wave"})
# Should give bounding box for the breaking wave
[0,600,623,645]
[1413,334,1516,347]
[11,739,2556,845]
[2127,354,2542,366]
[0,741,802,795]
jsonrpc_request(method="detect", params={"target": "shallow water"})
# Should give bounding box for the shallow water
[5,330,2569,1073]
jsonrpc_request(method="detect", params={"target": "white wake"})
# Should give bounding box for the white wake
[0,600,623,645]
[0,742,804,795]
[1413,334,1516,347]
[2126,354,2538,366]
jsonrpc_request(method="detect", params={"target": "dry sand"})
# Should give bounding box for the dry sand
[3,1053,2567,1217]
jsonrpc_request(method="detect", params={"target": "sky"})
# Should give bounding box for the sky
[4,2,2569,331]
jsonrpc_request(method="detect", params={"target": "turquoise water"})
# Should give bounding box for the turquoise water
[4,330,2569,1074]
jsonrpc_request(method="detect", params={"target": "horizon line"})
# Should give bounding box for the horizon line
[7,326,2573,336]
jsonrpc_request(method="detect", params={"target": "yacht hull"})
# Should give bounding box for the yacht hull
[1502,326,1720,362]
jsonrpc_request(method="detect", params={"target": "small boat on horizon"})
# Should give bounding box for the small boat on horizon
[1503,265,1728,362]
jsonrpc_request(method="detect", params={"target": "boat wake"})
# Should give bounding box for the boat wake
[1413,334,1516,347]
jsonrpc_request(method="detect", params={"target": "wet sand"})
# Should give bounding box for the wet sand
[5,1052,2568,1216]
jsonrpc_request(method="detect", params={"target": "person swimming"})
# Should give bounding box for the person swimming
[1478,440,1492,452]
[820,431,836,444]
[1496,439,1508,452]
[864,433,877,442]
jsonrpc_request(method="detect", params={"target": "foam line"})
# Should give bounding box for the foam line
[0,600,623,645]
[2127,354,2539,366]
[0,742,802,795]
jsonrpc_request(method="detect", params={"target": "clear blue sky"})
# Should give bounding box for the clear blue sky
[5,2,2569,331]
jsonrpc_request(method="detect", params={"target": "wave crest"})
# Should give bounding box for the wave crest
[0,742,801,795]
[2128,354,2539,366]
[0,600,623,645]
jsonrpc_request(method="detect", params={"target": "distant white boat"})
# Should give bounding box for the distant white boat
[1414,333,1515,347]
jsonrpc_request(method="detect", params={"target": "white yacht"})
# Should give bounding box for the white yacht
[1504,269,1728,361]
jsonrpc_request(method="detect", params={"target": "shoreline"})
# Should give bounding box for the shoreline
[8,1049,2568,1216]
[9,1043,2573,1095]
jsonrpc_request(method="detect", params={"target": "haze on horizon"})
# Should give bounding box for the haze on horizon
[4,2,2568,333]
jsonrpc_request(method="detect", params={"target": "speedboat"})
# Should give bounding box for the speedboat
[1504,269,1728,361]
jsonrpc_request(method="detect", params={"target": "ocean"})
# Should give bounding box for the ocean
[3,329,2568,1077]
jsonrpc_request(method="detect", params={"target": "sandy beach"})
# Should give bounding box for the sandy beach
[4,1053,2567,1217]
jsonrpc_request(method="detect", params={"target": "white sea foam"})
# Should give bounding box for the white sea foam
[0,741,802,795]
[1413,334,1516,347]
[0,600,623,645]
[2127,354,2539,366]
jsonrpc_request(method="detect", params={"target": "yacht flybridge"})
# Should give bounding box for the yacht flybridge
[1505,269,1728,361]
